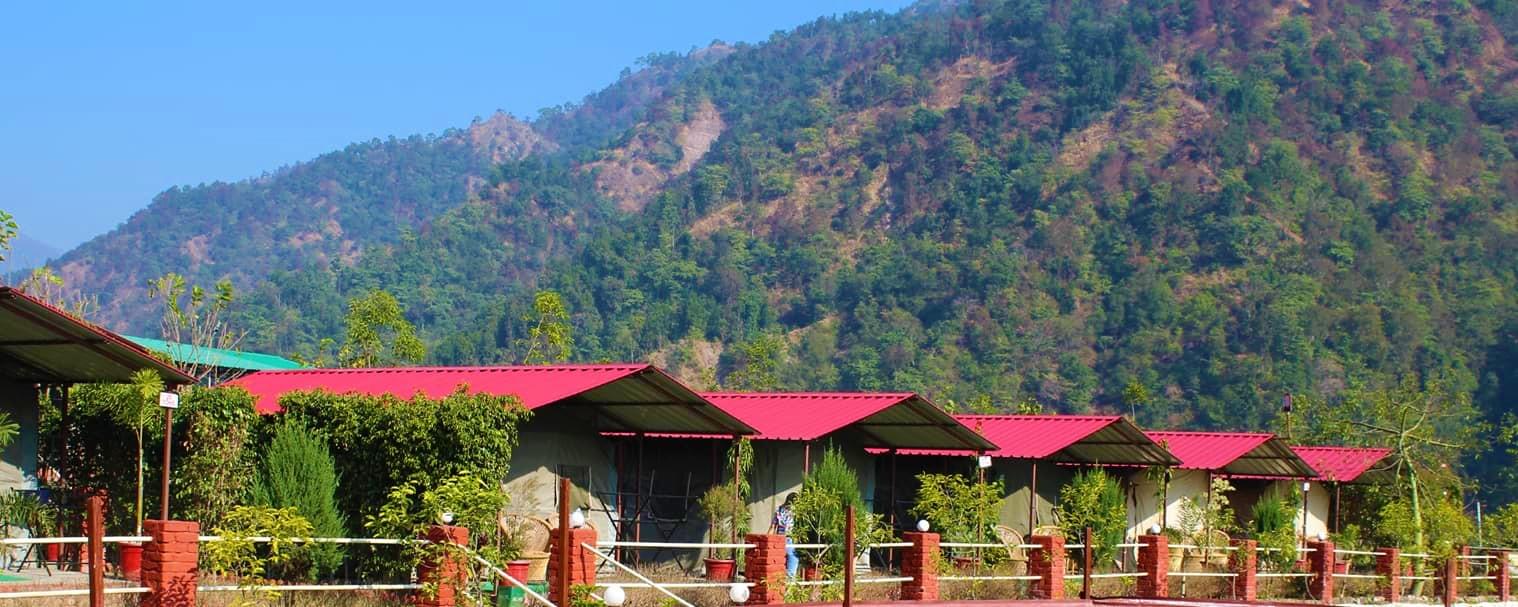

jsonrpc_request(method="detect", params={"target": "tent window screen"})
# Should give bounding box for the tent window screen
[556,464,592,509]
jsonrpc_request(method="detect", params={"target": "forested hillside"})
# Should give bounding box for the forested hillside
[39,0,1518,501]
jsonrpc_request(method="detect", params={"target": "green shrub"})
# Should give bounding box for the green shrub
[791,446,893,580]
[253,419,346,579]
[1055,468,1127,566]
[1250,495,1298,571]
[909,473,1004,548]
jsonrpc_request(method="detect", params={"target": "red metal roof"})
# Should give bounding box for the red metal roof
[702,392,918,441]
[882,415,1177,466]
[225,364,755,435]
[1145,431,1316,477]
[1291,446,1394,483]
[650,392,997,450]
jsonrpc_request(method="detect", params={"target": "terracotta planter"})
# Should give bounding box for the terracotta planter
[506,559,531,582]
[953,555,980,570]
[1168,547,1186,571]
[705,558,736,581]
[1334,561,1350,575]
[802,565,821,581]
[119,543,143,580]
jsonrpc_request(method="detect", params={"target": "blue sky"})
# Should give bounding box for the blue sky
[0,0,912,251]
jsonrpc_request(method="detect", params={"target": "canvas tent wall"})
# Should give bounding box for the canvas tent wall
[883,415,1177,536]
[0,286,193,493]
[230,364,754,544]
[1134,431,1318,539]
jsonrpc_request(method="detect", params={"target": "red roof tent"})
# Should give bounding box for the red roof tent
[227,364,756,436]
[1146,430,1317,478]
[877,415,1178,466]
[698,392,998,451]
[1291,446,1395,484]
[0,286,194,385]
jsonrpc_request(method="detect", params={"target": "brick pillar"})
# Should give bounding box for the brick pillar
[415,525,470,607]
[1376,547,1401,603]
[141,520,198,607]
[547,527,598,605]
[1442,554,1458,607]
[1136,534,1168,598]
[900,532,939,601]
[1493,550,1511,602]
[1307,539,1334,604]
[1229,539,1257,601]
[1028,535,1066,599]
[743,534,786,605]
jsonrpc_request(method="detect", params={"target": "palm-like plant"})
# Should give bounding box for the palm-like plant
[108,370,165,534]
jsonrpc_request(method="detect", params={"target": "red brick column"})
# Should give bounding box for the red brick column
[416,525,470,607]
[1442,553,1459,607]
[1376,547,1401,603]
[1229,539,1257,601]
[141,520,198,607]
[1307,539,1334,604]
[900,532,939,601]
[547,527,598,605]
[1028,535,1066,599]
[743,534,786,605]
[1493,549,1511,602]
[1136,534,1168,598]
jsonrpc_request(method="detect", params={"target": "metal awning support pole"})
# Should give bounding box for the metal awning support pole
[1333,483,1342,534]
[843,504,855,607]
[1028,461,1039,535]
[557,477,571,607]
[635,433,644,566]
[732,437,741,548]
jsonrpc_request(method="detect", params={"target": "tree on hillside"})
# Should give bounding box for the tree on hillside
[725,333,784,391]
[1288,374,1483,552]
[18,266,98,321]
[0,210,15,263]
[149,272,244,383]
[519,290,573,364]
[339,290,425,368]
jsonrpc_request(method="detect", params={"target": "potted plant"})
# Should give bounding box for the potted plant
[698,481,747,581]
[102,370,167,581]
[33,502,60,563]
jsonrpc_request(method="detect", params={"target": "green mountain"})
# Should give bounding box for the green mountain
[44,0,1518,500]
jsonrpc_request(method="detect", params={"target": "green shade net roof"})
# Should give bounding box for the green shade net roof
[123,335,304,372]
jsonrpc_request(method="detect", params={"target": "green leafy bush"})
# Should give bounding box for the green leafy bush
[253,419,346,579]
[790,446,894,580]
[1055,468,1127,566]
[909,473,1004,548]
[203,505,316,601]
[1250,495,1298,571]
[699,481,749,560]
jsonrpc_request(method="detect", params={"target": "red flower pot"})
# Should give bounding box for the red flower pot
[44,542,61,563]
[506,560,531,582]
[119,543,143,580]
[953,555,980,570]
[802,565,821,581]
[705,558,736,581]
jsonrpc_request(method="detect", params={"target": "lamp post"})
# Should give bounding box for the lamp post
[158,391,179,521]
[1282,393,1294,441]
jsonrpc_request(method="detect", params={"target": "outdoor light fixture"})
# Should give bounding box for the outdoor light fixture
[1150,524,1162,535]
[1317,532,1328,542]
[570,508,587,529]
[729,583,751,604]
[603,585,626,607]
[1302,481,1311,492]
[440,511,455,525]
[916,520,930,532]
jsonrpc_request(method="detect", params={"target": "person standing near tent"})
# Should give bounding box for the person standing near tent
[770,492,799,578]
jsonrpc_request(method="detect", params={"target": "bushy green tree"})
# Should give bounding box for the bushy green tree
[909,473,1004,546]
[339,289,425,368]
[519,290,574,364]
[254,419,346,579]
[791,446,893,580]
[1055,468,1127,566]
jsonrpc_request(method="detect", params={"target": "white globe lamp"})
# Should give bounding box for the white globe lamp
[603,585,626,607]
[570,508,587,529]
[916,520,930,532]
[729,583,751,604]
